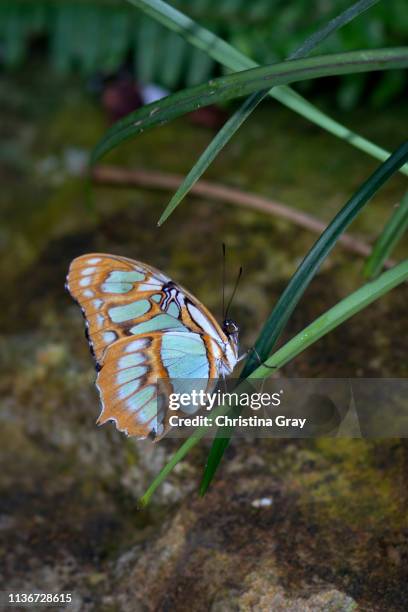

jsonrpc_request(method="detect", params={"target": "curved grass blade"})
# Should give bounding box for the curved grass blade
[202,141,408,494]
[250,260,408,377]
[157,0,382,226]
[241,141,408,377]
[139,259,408,507]
[157,89,267,225]
[127,0,408,177]
[291,0,380,59]
[200,258,408,495]
[92,48,408,163]
[364,191,408,279]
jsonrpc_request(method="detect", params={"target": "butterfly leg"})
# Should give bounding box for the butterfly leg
[237,350,249,364]
[237,347,277,369]
[236,348,276,398]
[252,347,277,370]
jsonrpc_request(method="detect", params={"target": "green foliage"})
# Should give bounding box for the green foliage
[129,0,408,181]
[364,191,408,279]
[201,141,408,494]
[92,48,408,163]
[140,258,408,507]
[1,0,407,107]
[156,0,383,225]
[241,142,408,378]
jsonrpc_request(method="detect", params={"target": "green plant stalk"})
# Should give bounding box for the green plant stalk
[92,48,408,162]
[127,0,408,177]
[157,0,382,225]
[202,141,408,493]
[139,259,408,507]
[364,191,408,279]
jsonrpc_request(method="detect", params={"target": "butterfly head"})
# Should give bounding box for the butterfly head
[222,318,239,347]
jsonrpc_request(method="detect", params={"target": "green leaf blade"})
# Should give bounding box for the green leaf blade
[140,259,408,505]
[127,0,408,176]
[364,192,408,279]
[91,48,408,164]
[158,0,381,225]
[251,259,408,378]
[199,437,230,497]
[241,141,408,378]
[157,89,267,226]
[201,141,408,494]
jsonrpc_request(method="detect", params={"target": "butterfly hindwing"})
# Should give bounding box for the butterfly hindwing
[96,330,218,438]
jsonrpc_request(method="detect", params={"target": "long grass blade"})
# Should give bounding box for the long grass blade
[139,259,408,506]
[91,48,408,163]
[157,0,380,226]
[242,141,408,375]
[127,0,408,177]
[157,89,267,225]
[363,192,408,279]
[201,141,408,493]
[250,259,408,378]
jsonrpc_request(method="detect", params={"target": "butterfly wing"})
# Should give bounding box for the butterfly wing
[67,253,171,366]
[66,253,229,368]
[96,330,216,438]
[67,253,237,439]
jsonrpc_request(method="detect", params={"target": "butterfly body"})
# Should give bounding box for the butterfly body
[66,253,239,439]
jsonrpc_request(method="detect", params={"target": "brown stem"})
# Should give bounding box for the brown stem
[91,165,396,268]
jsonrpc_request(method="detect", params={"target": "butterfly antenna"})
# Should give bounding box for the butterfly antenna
[222,243,226,319]
[225,266,243,319]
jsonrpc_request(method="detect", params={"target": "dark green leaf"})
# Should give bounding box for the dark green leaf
[91,48,408,163]
[129,0,408,175]
[364,191,408,279]
[200,141,408,495]
[140,258,408,506]
[158,0,381,225]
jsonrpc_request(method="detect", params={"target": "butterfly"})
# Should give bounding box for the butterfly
[66,253,240,439]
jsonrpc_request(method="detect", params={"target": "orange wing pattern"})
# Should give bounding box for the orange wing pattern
[66,253,238,439]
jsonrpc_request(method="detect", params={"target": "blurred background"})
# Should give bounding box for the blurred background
[1,0,408,107]
[0,1,407,610]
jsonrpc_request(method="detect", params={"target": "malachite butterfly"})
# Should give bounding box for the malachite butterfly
[66,253,239,440]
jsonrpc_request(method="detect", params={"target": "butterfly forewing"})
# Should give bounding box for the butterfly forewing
[67,254,172,365]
